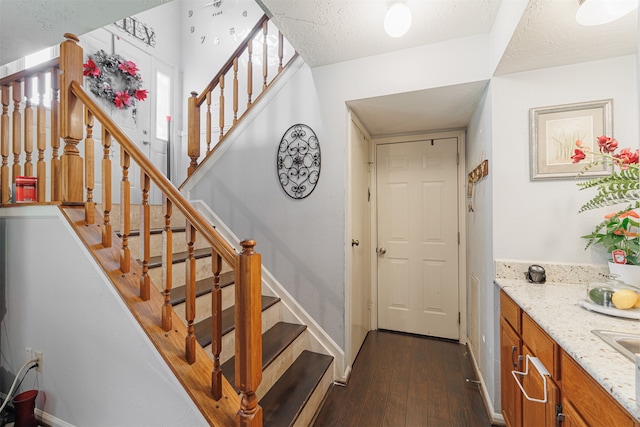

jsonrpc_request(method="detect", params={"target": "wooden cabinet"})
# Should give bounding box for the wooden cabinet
[499,290,638,427]
[500,316,521,427]
[560,350,637,426]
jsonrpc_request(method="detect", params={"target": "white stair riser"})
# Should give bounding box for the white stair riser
[128,231,210,259]
[205,300,281,365]
[172,283,236,324]
[148,256,217,292]
[256,329,308,400]
[294,360,334,427]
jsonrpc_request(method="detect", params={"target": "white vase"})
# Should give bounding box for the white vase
[608,262,640,287]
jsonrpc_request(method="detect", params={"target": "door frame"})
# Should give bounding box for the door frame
[370,129,468,343]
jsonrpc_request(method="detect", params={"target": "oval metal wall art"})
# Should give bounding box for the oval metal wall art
[277,124,321,199]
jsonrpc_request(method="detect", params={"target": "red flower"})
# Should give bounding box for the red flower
[571,148,586,163]
[134,89,148,101]
[597,135,618,153]
[83,58,101,77]
[118,60,138,76]
[614,148,640,169]
[114,91,132,109]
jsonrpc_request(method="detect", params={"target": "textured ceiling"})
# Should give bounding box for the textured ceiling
[257,0,502,68]
[0,0,170,66]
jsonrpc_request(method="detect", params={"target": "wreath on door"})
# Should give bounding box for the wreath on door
[83,50,148,112]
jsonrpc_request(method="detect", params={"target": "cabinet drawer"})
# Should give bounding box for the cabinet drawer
[501,290,521,333]
[522,313,558,379]
[561,350,636,426]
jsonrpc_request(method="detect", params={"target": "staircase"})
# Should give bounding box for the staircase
[111,204,334,426]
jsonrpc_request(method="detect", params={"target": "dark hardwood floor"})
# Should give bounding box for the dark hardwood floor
[313,330,493,427]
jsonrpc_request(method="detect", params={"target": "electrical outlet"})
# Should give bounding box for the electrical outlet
[35,351,42,372]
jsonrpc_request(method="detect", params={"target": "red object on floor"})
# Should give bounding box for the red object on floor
[12,389,38,427]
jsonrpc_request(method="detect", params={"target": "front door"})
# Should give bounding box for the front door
[376,137,459,339]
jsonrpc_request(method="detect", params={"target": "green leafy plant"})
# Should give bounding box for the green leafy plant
[572,136,639,265]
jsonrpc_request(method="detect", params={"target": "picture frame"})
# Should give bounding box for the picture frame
[529,99,613,180]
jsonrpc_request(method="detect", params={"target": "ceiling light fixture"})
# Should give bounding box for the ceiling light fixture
[576,0,638,26]
[384,2,412,38]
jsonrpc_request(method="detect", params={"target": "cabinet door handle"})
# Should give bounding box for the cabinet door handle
[511,346,519,368]
[511,355,551,404]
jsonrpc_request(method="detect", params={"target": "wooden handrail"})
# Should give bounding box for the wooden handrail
[186,14,298,178]
[69,79,238,267]
[195,14,269,107]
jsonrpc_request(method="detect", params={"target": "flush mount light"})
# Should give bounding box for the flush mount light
[576,0,638,26]
[384,2,412,37]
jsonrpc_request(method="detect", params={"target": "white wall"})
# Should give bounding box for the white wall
[0,207,207,427]
[492,55,639,265]
[466,83,498,411]
[189,64,348,347]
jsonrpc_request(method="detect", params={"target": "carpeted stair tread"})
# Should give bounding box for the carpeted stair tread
[261,350,333,427]
[194,295,281,348]
[146,247,212,268]
[221,322,307,390]
[169,271,235,306]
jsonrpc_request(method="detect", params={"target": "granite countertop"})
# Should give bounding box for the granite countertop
[496,277,640,421]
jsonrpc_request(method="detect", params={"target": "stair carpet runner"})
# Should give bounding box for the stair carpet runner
[119,206,333,426]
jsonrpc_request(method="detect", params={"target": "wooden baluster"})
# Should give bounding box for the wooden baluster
[12,81,22,182]
[206,91,211,153]
[36,73,46,203]
[84,108,95,223]
[278,32,284,72]
[187,92,200,177]
[101,128,112,247]
[235,240,263,426]
[247,39,253,108]
[1,86,9,204]
[219,75,224,142]
[161,195,173,331]
[120,147,131,274]
[50,66,61,202]
[262,21,268,91]
[185,223,197,364]
[23,78,33,177]
[140,172,151,301]
[59,33,84,203]
[233,58,239,125]
[211,251,223,400]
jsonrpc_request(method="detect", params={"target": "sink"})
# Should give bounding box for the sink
[592,330,640,362]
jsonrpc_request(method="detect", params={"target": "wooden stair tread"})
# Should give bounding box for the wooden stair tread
[147,247,212,268]
[170,271,235,306]
[118,226,186,238]
[221,322,307,390]
[261,350,333,427]
[194,295,281,348]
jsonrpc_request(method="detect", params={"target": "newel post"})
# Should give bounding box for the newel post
[235,239,263,427]
[59,33,84,202]
[187,91,200,177]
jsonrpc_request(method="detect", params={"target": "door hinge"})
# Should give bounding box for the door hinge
[458,232,460,245]
[458,312,461,325]
[456,152,460,165]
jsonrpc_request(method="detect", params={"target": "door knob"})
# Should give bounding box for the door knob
[351,239,359,247]
[377,247,386,255]
[143,140,151,145]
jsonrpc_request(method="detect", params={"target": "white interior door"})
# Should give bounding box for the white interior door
[376,138,459,339]
[348,119,371,365]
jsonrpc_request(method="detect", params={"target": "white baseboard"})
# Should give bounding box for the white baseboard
[465,344,506,426]
[0,392,75,427]
[190,200,348,381]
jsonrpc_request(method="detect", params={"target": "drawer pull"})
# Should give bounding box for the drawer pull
[511,355,551,404]
[511,346,519,368]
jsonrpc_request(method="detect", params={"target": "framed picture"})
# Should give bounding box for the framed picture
[530,99,613,180]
